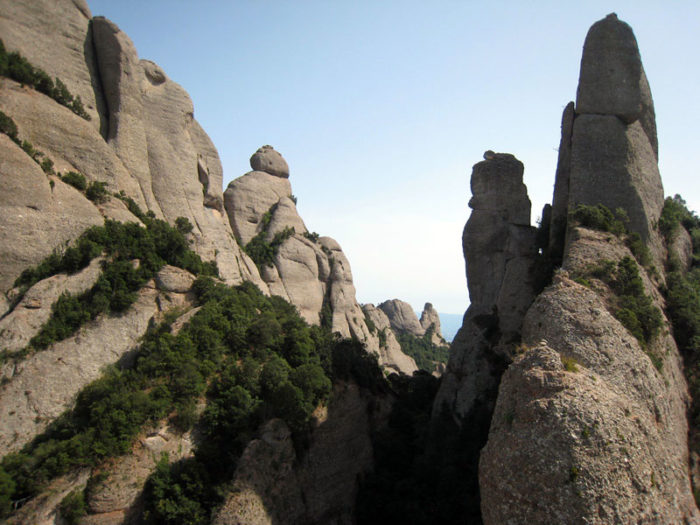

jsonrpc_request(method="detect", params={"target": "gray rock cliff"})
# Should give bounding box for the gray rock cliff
[478,14,699,523]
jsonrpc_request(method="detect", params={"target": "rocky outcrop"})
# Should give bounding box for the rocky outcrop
[481,272,698,524]
[0,132,104,292]
[84,421,195,524]
[550,13,665,268]
[213,381,391,525]
[224,147,416,374]
[0,257,104,354]
[433,152,538,423]
[419,302,445,346]
[0,0,104,126]
[0,278,196,457]
[477,14,699,523]
[362,304,418,375]
[378,299,425,337]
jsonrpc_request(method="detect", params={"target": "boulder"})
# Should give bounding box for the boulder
[154,265,195,294]
[250,145,290,178]
[378,299,424,337]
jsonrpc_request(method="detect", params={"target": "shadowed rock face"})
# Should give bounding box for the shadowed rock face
[478,14,699,523]
[432,152,537,423]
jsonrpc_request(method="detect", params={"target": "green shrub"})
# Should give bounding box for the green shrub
[86,181,108,203]
[61,171,87,191]
[58,489,87,525]
[0,110,19,144]
[0,40,90,121]
[396,329,449,372]
[570,204,628,236]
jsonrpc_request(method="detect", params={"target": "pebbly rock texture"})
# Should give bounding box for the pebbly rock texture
[378,299,425,337]
[481,272,698,524]
[362,303,418,375]
[550,13,665,268]
[433,152,538,423]
[477,14,700,524]
[213,381,391,525]
[420,302,445,346]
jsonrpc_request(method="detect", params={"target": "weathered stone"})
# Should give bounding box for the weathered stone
[154,265,195,293]
[250,145,290,178]
[670,227,693,272]
[480,273,699,524]
[224,170,293,245]
[265,196,307,241]
[549,101,575,263]
[0,287,162,457]
[378,299,424,337]
[569,114,665,264]
[576,13,655,141]
[0,134,104,293]
[0,257,103,353]
[362,304,418,375]
[0,0,104,127]
[432,152,537,423]
[420,302,446,346]
[87,421,194,517]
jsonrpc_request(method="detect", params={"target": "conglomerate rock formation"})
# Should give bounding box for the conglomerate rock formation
[1,2,698,523]
[432,13,700,523]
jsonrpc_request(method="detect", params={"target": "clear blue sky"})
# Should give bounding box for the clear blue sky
[88,1,700,314]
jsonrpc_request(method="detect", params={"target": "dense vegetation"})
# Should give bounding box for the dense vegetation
[396,326,449,372]
[0,276,354,520]
[0,38,90,120]
[3,208,216,362]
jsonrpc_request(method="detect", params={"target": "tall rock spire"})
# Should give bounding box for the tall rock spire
[549,13,665,266]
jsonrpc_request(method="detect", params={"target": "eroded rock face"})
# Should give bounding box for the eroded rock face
[481,274,699,524]
[552,13,665,268]
[224,147,416,374]
[479,14,698,521]
[0,133,104,292]
[419,302,443,343]
[433,152,538,422]
[0,257,104,354]
[362,303,418,375]
[378,299,424,337]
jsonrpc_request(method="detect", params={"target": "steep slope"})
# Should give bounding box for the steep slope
[475,14,698,523]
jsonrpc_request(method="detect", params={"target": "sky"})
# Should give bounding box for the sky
[88,1,700,314]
